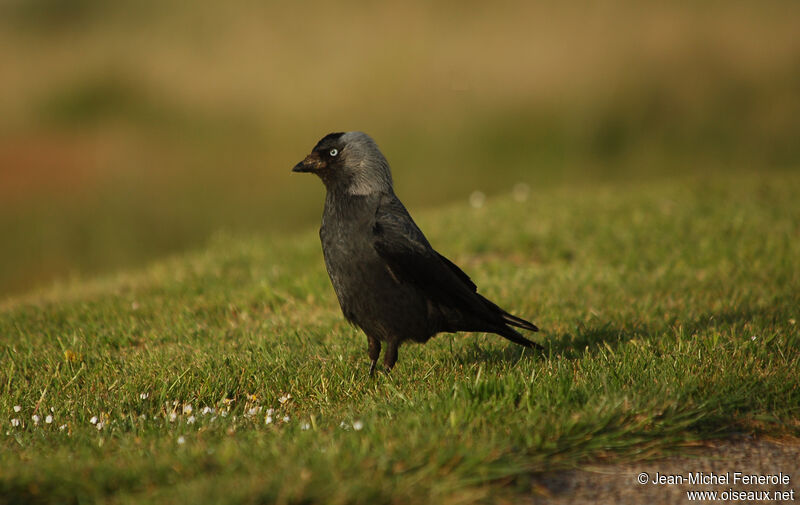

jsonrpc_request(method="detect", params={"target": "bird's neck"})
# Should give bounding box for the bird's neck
[320,165,393,196]
[323,189,388,226]
[323,174,391,198]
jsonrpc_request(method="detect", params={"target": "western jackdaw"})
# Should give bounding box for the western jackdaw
[293,131,541,374]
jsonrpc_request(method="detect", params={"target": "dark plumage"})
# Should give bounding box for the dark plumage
[293,131,541,374]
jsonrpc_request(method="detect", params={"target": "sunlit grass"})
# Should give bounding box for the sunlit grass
[1,171,798,504]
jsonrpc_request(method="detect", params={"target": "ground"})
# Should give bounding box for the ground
[530,438,799,504]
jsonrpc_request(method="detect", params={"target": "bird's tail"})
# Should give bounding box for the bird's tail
[497,326,544,350]
[501,312,539,332]
[478,294,539,332]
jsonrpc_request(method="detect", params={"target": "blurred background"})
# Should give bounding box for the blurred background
[1,0,798,298]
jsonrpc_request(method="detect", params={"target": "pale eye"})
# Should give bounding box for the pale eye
[329,148,339,157]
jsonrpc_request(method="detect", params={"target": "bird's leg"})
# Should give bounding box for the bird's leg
[383,340,398,372]
[367,336,381,377]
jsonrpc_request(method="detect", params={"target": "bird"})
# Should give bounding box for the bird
[292,131,541,375]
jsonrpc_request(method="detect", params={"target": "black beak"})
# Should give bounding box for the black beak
[292,153,323,173]
[292,161,312,173]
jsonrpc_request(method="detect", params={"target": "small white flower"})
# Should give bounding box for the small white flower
[177,436,186,445]
[282,416,290,423]
[11,418,20,427]
[13,406,21,413]
[750,335,757,341]
[139,414,147,420]
[469,191,486,209]
[220,411,228,418]
[96,422,104,431]
[266,408,274,416]
[353,420,364,431]
[301,422,310,430]
[278,394,292,404]
[201,406,213,415]
[139,393,149,400]
[31,414,40,425]
[265,415,273,425]
[89,416,98,425]
[182,404,193,415]
[59,424,67,431]
[186,416,196,425]
[169,413,177,422]
[45,415,53,424]
[210,416,217,422]
[339,421,349,430]
[246,407,259,417]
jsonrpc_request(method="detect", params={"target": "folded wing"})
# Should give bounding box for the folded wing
[371,193,539,346]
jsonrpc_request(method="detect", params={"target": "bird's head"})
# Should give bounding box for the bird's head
[292,131,393,195]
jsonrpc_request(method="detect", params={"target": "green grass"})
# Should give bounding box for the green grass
[1,171,799,504]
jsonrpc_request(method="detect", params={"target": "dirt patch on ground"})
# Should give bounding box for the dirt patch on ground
[529,438,799,504]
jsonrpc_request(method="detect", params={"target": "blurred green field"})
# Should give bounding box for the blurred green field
[1,0,799,296]
[1,170,798,504]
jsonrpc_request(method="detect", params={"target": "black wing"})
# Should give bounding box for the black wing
[372,193,482,309]
[371,193,539,336]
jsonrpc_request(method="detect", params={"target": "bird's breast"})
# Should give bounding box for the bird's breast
[317,193,432,339]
